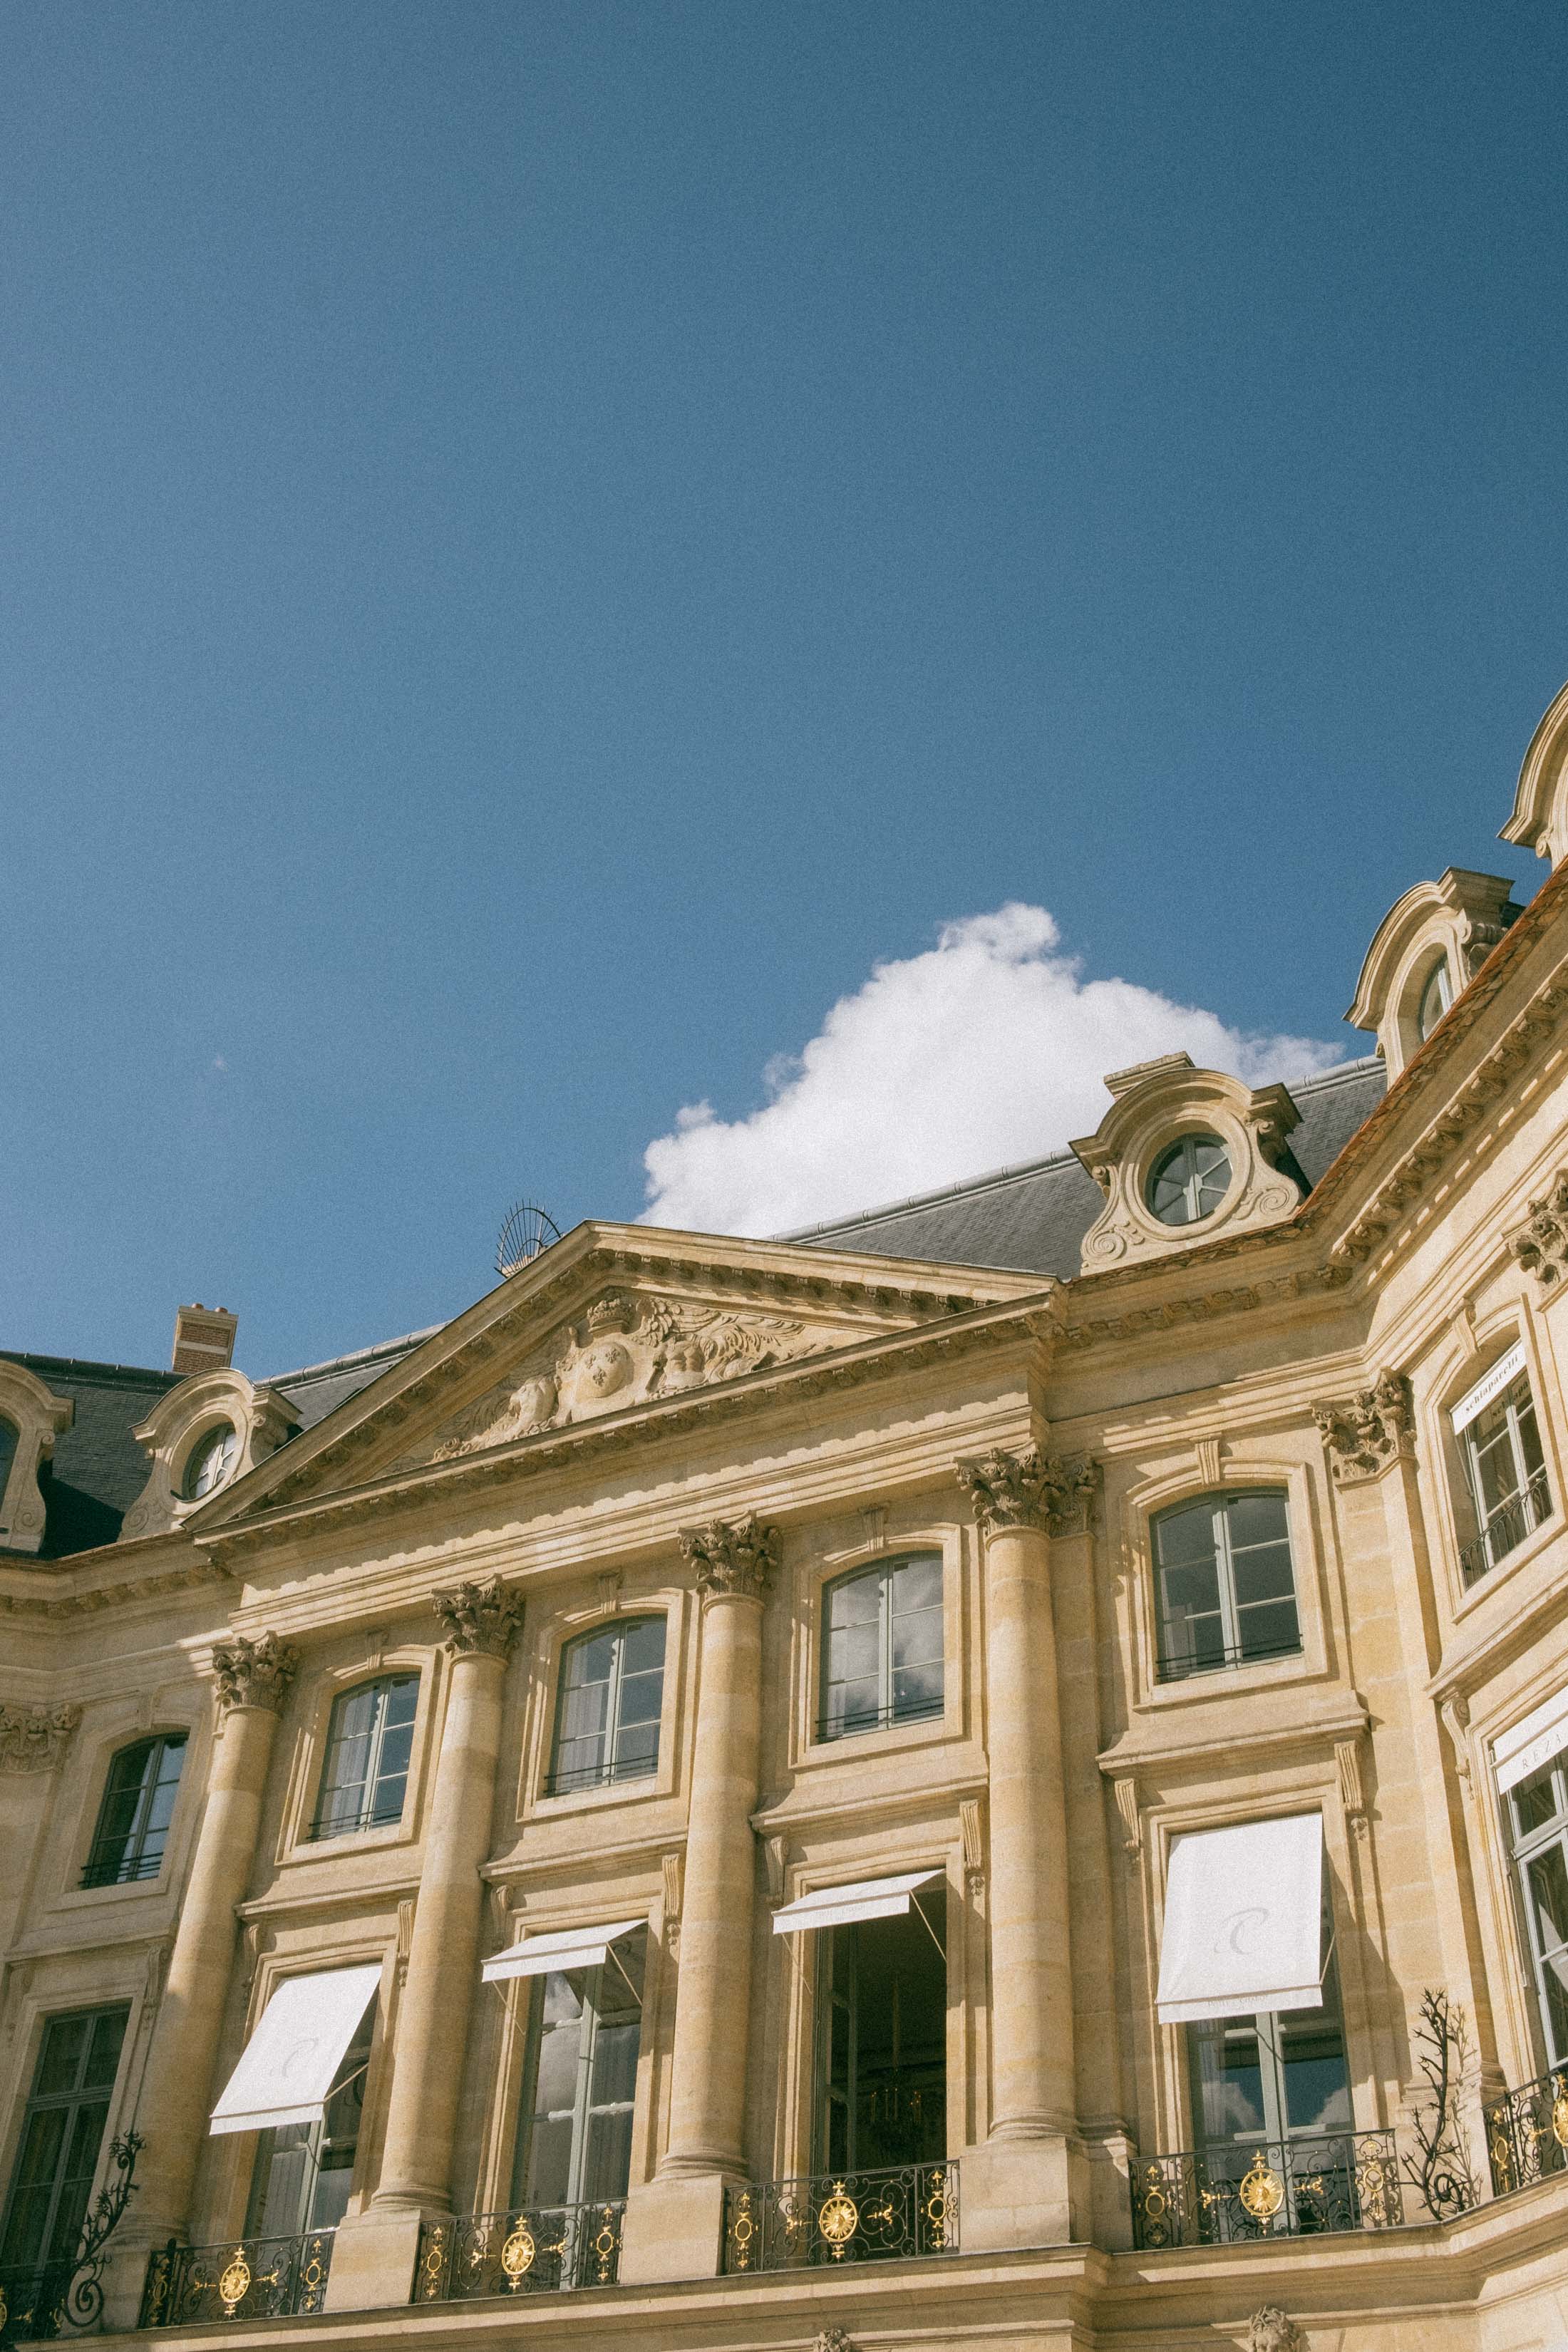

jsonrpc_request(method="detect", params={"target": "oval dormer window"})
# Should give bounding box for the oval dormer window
[1147,1134,1232,1227]
[1416,956,1454,1043]
[183,1423,239,1502]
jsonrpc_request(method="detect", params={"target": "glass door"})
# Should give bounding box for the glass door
[246,2002,374,2239]
[1187,1957,1352,2233]
[512,1941,644,2209]
[815,1895,947,2174]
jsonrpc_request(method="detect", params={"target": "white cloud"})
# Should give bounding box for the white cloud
[639,903,1341,1237]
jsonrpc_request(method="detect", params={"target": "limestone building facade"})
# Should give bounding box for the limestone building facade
[6,696,1568,2350]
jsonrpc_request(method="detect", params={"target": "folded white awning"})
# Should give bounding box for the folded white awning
[1155,1815,1324,2026]
[210,1964,381,2137]
[771,1869,943,1936]
[483,1919,644,1984]
[1495,1683,1568,1794]
[1452,1341,1527,1433]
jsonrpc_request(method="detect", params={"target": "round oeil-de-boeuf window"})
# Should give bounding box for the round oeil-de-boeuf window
[1147,1133,1232,1227]
[182,1422,239,1500]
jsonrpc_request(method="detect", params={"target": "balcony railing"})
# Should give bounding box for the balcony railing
[1130,2131,1403,2247]
[815,1696,946,1743]
[138,2232,334,2326]
[1460,1468,1552,1587]
[414,2201,624,2300]
[1,2262,86,2346]
[1153,1636,1303,1685]
[723,2162,956,2272]
[1485,2068,1568,2197]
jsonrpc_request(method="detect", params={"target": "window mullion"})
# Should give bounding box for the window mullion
[1213,1508,1242,1654]
[567,1981,599,2206]
[604,1633,624,1778]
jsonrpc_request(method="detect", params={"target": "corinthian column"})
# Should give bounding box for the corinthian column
[111,1634,298,2301]
[327,1579,522,2314]
[956,1445,1093,2247]
[619,1511,778,2284]
[373,1578,522,2212]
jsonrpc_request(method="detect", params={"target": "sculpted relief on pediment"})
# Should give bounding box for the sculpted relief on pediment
[410,1290,858,1465]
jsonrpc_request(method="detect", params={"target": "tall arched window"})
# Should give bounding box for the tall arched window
[820,1554,944,1740]
[547,1617,666,1795]
[1152,1492,1301,1681]
[311,1674,419,1839]
[81,1734,187,1886]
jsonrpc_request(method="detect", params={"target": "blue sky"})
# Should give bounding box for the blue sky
[5,0,1567,1376]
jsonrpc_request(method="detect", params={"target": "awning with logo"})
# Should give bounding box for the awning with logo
[210,1964,381,2136]
[483,1919,644,1984]
[770,1869,944,1935]
[1494,1684,1568,1795]
[1451,1341,1527,1434]
[1155,1814,1325,2026]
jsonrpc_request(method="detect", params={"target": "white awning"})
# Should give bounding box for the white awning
[1495,1684,1568,1794]
[771,1869,943,1935]
[210,1964,381,2137]
[1452,1341,1527,1434]
[1155,1815,1325,2026]
[483,1919,644,1984]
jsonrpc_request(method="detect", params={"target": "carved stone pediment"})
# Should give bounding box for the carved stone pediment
[406,1288,870,1466]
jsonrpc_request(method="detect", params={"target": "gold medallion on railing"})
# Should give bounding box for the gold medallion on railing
[217,2250,253,2312]
[817,2182,860,2255]
[0,2282,9,2332]
[500,2223,536,2284]
[1552,2075,1568,2151]
[1237,2152,1285,2222]
[728,2191,757,2271]
[925,2167,948,2249]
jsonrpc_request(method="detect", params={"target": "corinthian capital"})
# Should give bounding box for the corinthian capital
[679,1510,780,1600]
[212,1632,300,1716]
[433,1577,524,1659]
[956,1446,1098,1536]
[0,1703,81,1774]
[1311,1371,1413,1485]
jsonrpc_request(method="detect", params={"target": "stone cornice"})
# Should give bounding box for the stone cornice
[0,1554,226,1620]
[198,1301,1050,1564]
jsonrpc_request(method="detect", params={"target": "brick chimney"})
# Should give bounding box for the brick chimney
[171,1304,238,1378]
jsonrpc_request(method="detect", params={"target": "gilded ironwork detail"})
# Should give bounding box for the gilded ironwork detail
[140,2230,334,2324]
[1485,2068,1568,2197]
[723,2163,956,2271]
[1130,2131,1402,2247]
[415,2201,623,2299]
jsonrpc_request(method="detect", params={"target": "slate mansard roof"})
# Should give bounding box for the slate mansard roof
[4,1056,1386,1559]
[780,1055,1386,1279]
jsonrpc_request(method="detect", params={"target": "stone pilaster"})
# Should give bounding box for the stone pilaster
[955,1448,1088,2247]
[619,1513,778,2284]
[105,1636,298,2326]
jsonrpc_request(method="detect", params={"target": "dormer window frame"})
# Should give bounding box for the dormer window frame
[1346,869,1519,1080]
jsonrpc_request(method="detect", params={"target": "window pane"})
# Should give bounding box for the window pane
[83,2011,127,2093]
[1190,2019,1266,2143]
[530,1981,585,2115]
[1158,1557,1224,1666]
[1235,1598,1301,1659]
[1,2109,68,2265]
[1155,1500,1219,1567]
[582,2107,634,2204]
[828,1574,882,1631]
[249,2129,313,2239]
[890,1556,942,1616]
[620,1616,666,1676]
[890,1604,944,1671]
[588,2017,639,2111]
[1224,1490,1289,1544]
[33,2018,91,2099]
[1514,1767,1564,1838]
[1278,2012,1351,2135]
[1228,1537,1295,1604]
[46,2100,109,2263]
[569,1629,619,1688]
[827,1622,879,1686]
[523,2117,574,2207]
[1528,1845,1568,1956]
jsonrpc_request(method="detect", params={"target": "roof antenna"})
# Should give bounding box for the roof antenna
[495,1202,562,1279]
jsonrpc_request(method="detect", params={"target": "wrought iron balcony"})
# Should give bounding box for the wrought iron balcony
[414,2200,624,2300]
[138,2232,334,2326]
[1460,1468,1552,1587]
[1,2262,91,2346]
[1130,2131,1403,2247]
[1485,2068,1568,2197]
[1153,1636,1304,1684]
[723,2162,956,2272]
